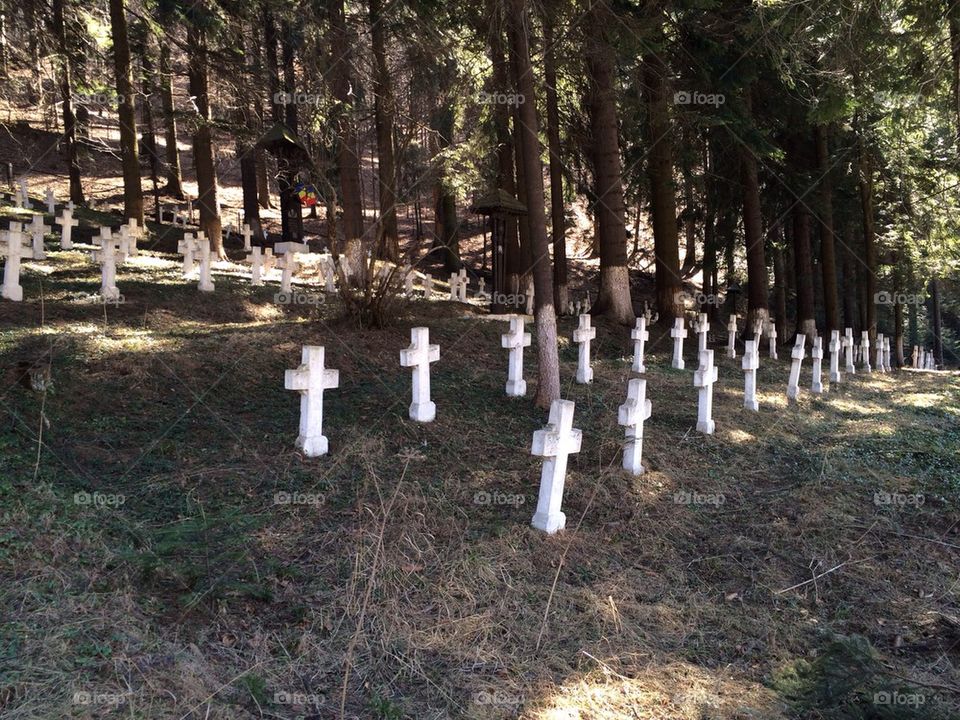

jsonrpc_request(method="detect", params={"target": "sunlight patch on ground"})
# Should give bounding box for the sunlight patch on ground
[529,664,781,720]
[86,327,177,354]
[830,397,893,415]
[727,428,755,444]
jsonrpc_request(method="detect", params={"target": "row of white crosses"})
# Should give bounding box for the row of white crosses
[177,232,215,292]
[282,311,933,537]
[912,345,937,369]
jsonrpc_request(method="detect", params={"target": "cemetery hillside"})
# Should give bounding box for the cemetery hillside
[1,1,960,718]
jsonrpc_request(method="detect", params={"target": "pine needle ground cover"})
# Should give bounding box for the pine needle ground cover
[1,254,959,719]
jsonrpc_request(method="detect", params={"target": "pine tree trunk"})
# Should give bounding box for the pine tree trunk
[186,23,222,255]
[584,1,634,324]
[857,132,878,341]
[370,0,399,262]
[137,29,161,222]
[641,50,680,321]
[841,224,859,332]
[158,38,184,199]
[772,242,788,340]
[237,22,263,243]
[328,0,365,270]
[489,13,521,298]
[740,93,769,333]
[815,124,840,335]
[929,277,943,367]
[277,21,303,244]
[948,0,960,155]
[543,8,568,310]
[52,0,84,204]
[109,0,143,223]
[508,0,560,408]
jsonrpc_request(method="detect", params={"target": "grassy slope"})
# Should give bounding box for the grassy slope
[1,225,959,719]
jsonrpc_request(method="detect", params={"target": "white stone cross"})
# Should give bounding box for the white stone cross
[123,218,140,257]
[631,316,649,373]
[844,328,856,373]
[57,208,79,250]
[573,313,596,384]
[178,233,199,277]
[696,312,710,353]
[276,241,308,294]
[670,317,687,369]
[726,314,737,359]
[477,278,488,300]
[2,224,30,301]
[884,337,892,372]
[860,331,871,373]
[423,273,433,299]
[501,315,532,397]
[875,333,885,372]
[321,258,336,293]
[530,399,582,534]
[284,345,339,457]
[568,301,575,316]
[618,378,652,475]
[525,277,534,315]
[742,339,759,411]
[829,330,842,383]
[768,322,778,359]
[400,327,440,422]
[912,345,920,368]
[458,268,468,302]
[241,223,252,251]
[811,336,824,394]
[787,334,806,401]
[247,246,266,286]
[28,214,48,259]
[693,349,718,434]
[448,272,458,301]
[197,233,215,292]
[45,187,55,215]
[92,228,125,301]
[262,247,275,274]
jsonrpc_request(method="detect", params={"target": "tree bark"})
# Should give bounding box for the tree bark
[543,7,568,310]
[786,134,816,340]
[277,20,303,244]
[929,277,943,367]
[186,22,222,255]
[508,0,560,408]
[815,124,840,335]
[740,93,769,333]
[52,0,84,204]
[772,241,788,340]
[370,0,399,262]
[327,0,365,269]
[237,20,263,243]
[583,1,634,324]
[857,131,878,341]
[489,12,521,299]
[947,0,960,155]
[841,223,859,332]
[109,0,143,223]
[641,50,681,321]
[157,36,184,198]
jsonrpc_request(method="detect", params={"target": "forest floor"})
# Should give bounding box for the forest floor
[1,200,960,720]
